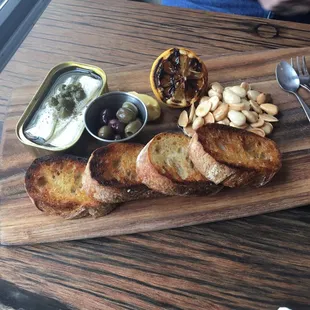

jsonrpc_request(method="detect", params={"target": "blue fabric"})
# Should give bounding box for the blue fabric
[162,0,270,18]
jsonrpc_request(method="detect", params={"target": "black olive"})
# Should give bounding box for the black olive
[109,119,125,134]
[114,134,122,140]
[100,108,114,126]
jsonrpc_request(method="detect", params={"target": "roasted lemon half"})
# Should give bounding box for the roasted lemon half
[150,47,208,108]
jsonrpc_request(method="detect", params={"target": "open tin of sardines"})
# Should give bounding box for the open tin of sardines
[16,62,108,156]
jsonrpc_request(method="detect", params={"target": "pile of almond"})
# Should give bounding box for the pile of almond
[178,81,279,138]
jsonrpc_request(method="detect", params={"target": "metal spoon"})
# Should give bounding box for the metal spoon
[276,61,310,122]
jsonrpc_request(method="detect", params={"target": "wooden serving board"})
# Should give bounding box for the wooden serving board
[1,47,310,245]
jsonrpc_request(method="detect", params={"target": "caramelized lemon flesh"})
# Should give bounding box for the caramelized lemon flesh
[150,48,208,108]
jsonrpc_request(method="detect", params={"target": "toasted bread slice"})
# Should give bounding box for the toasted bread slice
[83,143,158,203]
[136,132,222,196]
[25,155,116,219]
[189,124,282,187]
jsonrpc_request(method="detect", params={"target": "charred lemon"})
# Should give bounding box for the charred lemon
[150,47,208,108]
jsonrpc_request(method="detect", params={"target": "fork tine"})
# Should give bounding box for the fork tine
[291,57,294,68]
[297,56,303,76]
[302,56,309,76]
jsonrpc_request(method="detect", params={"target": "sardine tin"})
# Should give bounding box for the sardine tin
[16,62,108,154]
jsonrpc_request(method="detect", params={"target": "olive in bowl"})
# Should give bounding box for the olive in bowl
[84,91,148,143]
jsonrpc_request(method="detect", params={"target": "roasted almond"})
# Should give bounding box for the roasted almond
[192,116,204,130]
[178,110,189,128]
[249,100,262,114]
[251,115,265,128]
[228,101,245,111]
[199,96,210,104]
[261,122,273,135]
[204,112,215,124]
[188,103,195,123]
[196,100,212,117]
[247,90,260,101]
[229,122,247,129]
[217,118,230,125]
[247,127,265,137]
[213,103,229,121]
[257,93,267,105]
[208,89,222,100]
[183,125,196,137]
[241,99,251,111]
[211,82,224,94]
[242,110,258,123]
[209,96,220,111]
[230,86,247,98]
[240,82,250,92]
[227,110,246,126]
[260,114,278,122]
[223,88,241,105]
[260,103,278,116]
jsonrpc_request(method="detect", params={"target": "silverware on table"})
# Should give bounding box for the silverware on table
[276,61,310,122]
[291,56,310,92]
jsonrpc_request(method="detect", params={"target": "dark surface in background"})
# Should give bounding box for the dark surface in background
[0,0,51,72]
[133,0,310,23]
[0,0,39,48]
[0,279,74,310]
[275,12,310,23]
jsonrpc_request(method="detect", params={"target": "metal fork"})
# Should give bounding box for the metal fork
[291,56,310,92]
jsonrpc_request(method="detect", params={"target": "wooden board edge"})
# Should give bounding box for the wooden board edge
[1,198,308,246]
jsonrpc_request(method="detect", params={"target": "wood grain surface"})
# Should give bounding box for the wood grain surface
[1,0,310,309]
[0,208,309,310]
[1,47,310,246]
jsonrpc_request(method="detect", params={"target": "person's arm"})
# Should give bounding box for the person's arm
[259,0,310,15]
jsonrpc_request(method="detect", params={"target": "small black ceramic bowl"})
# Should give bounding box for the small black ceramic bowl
[84,91,148,143]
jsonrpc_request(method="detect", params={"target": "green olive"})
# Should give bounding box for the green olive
[98,126,113,139]
[116,107,136,124]
[122,102,138,115]
[125,119,142,137]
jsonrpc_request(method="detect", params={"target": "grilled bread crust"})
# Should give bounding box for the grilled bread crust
[136,133,222,196]
[25,155,116,219]
[82,143,160,203]
[189,124,282,187]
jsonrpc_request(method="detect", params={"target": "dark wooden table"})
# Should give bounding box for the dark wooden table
[1,0,310,309]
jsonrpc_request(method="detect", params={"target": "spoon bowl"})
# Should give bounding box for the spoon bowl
[276,61,310,122]
[276,61,300,93]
